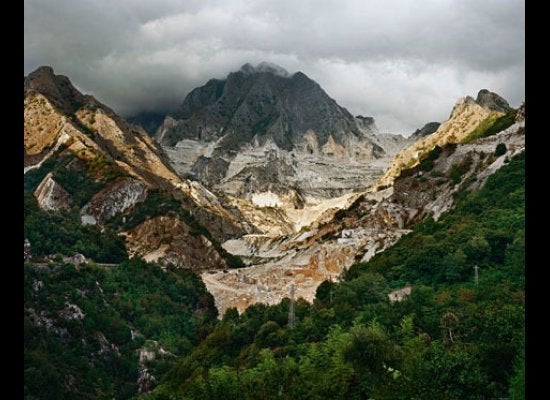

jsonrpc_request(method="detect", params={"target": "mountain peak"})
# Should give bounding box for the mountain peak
[448,96,477,119]
[239,62,290,77]
[475,89,511,113]
[25,65,60,91]
[25,65,91,114]
[29,65,55,76]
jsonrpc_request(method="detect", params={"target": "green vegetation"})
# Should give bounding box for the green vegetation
[429,169,444,178]
[54,154,125,207]
[448,154,473,185]
[24,151,242,267]
[24,118,523,398]
[24,148,69,193]
[24,150,128,263]
[24,192,127,263]
[25,149,125,207]
[418,145,442,172]
[24,259,218,399]
[495,143,507,156]
[463,109,518,143]
[142,151,524,400]
[400,146,444,178]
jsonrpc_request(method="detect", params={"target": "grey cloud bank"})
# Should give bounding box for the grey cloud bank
[24,0,524,135]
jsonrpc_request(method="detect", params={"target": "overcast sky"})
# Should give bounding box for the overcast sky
[24,0,524,135]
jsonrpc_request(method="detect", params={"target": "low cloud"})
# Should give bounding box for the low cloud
[25,0,524,134]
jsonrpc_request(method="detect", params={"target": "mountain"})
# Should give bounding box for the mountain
[193,89,523,315]
[24,67,524,399]
[155,63,410,203]
[476,88,512,113]
[24,66,246,269]
[23,67,247,398]
[157,62,365,150]
[24,259,219,398]
[146,130,525,400]
[410,121,440,139]
[377,89,513,187]
[203,111,525,314]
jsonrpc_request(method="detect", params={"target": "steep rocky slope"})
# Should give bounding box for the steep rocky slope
[33,172,73,211]
[127,111,167,136]
[202,100,524,315]
[377,89,511,187]
[24,66,246,268]
[24,67,523,319]
[157,62,366,150]
[156,63,410,203]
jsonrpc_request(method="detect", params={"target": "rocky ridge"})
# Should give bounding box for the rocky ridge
[377,89,511,187]
[24,66,523,318]
[24,66,246,268]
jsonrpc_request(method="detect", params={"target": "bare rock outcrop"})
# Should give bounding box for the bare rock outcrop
[124,215,227,269]
[34,172,72,211]
[24,66,246,253]
[80,178,147,225]
[476,89,512,113]
[377,90,509,187]
[156,63,410,203]
[410,122,440,139]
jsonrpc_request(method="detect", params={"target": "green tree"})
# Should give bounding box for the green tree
[495,143,507,156]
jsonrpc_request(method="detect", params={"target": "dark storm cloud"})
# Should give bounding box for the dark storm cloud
[24,0,524,134]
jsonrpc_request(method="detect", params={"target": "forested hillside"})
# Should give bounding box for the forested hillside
[24,259,218,399]
[142,151,524,400]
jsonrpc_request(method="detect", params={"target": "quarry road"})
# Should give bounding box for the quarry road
[29,262,119,268]
[201,271,243,294]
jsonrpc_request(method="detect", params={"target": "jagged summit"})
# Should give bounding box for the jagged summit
[155,63,410,201]
[25,66,97,115]
[476,89,511,113]
[26,65,54,77]
[355,115,378,134]
[24,67,245,248]
[449,90,510,120]
[379,89,519,187]
[158,63,365,151]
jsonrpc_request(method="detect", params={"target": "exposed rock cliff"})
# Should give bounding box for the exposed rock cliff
[476,89,512,113]
[80,178,147,225]
[410,122,440,139]
[33,172,72,211]
[124,214,228,269]
[377,90,510,187]
[155,63,410,203]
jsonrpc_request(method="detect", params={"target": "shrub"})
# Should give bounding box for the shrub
[495,143,507,156]
[448,155,473,185]
[419,159,434,172]
[463,109,517,143]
